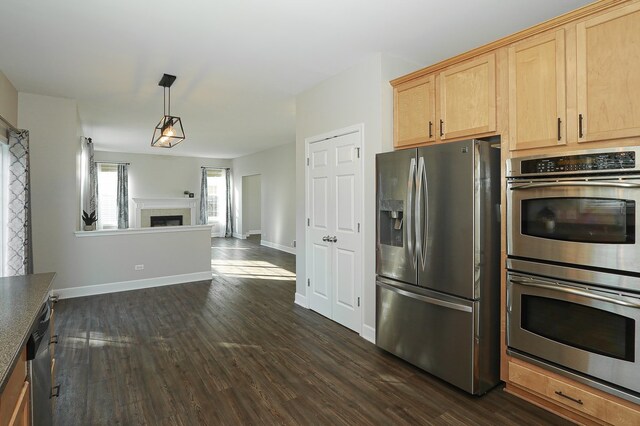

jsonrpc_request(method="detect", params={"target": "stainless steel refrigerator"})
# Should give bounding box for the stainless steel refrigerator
[375,138,501,395]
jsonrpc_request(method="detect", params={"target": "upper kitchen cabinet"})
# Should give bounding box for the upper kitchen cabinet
[394,74,436,148]
[439,54,496,141]
[508,30,566,151]
[576,2,640,144]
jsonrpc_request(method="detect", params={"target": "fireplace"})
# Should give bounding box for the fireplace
[150,215,183,227]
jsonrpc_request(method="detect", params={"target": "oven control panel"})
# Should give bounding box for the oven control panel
[519,151,636,175]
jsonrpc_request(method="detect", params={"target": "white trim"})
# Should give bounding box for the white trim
[361,324,376,344]
[75,224,212,237]
[294,292,309,308]
[131,197,199,227]
[232,232,246,239]
[247,229,261,235]
[53,271,212,299]
[260,240,295,255]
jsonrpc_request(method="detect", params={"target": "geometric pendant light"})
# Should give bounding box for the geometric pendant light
[151,73,186,148]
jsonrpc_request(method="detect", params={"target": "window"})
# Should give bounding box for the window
[206,169,227,223]
[97,164,118,229]
[0,137,8,275]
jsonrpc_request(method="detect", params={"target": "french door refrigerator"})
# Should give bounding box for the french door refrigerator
[375,138,500,395]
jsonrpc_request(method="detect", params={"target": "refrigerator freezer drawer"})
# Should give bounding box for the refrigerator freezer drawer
[376,279,491,395]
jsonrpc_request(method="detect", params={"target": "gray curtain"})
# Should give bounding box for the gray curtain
[7,129,33,275]
[117,164,128,229]
[225,168,233,237]
[199,168,208,225]
[81,137,97,230]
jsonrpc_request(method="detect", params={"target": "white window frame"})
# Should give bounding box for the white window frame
[97,163,119,230]
[0,134,8,276]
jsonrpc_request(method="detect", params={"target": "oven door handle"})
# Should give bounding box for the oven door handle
[509,181,640,190]
[510,278,640,308]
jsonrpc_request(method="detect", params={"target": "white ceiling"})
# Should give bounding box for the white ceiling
[0,0,591,159]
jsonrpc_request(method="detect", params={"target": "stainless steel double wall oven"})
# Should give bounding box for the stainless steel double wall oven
[506,146,640,404]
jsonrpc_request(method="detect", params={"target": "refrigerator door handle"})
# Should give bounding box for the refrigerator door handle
[416,156,428,269]
[415,156,424,267]
[377,281,473,313]
[407,158,417,267]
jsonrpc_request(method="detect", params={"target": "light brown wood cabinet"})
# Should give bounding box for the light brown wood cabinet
[439,54,496,140]
[508,30,566,151]
[576,2,640,144]
[0,350,29,426]
[509,360,640,426]
[394,74,436,147]
[393,53,497,148]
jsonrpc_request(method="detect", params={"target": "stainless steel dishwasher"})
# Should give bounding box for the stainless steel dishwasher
[27,300,54,426]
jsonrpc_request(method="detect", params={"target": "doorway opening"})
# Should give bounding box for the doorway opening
[242,174,262,242]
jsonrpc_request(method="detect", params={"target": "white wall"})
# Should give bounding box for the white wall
[0,71,18,129]
[94,150,231,198]
[241,174,261,234]
[295,53,420,333]
[19,93,211,291]
[232,142,295,251]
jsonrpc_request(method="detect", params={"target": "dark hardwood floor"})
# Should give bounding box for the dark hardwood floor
[53,237,569,425]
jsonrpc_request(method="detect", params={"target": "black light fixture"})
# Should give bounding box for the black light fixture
[151,73,185,148]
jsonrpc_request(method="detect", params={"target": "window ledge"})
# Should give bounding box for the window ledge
[74,225,213,237]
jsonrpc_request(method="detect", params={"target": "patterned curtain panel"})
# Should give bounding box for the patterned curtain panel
[7,129,33,276]
[225,168,233,238]
[117,164,129,229]
[199,168,208,225]
[81,138,98,230]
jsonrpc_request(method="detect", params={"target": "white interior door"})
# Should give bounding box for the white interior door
[307,130,362,333]
[331,132,361,332]
[308,139,333,318]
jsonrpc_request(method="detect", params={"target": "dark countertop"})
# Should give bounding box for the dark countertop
[0,272,56,393]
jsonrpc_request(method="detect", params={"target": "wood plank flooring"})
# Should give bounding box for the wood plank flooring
[53,236,570,425]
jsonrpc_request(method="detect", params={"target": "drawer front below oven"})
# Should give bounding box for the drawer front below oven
[507,273,640,396]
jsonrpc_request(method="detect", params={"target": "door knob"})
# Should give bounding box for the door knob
[330,236,338,243]
[322,236,328,242]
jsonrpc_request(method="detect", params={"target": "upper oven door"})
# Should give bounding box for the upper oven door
[507,178,639,273]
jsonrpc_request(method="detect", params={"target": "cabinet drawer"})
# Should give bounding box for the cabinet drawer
[7,382,28,426]
[0,349,27,426]
[509,361,640,425]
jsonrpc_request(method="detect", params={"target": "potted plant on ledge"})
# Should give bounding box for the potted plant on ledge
[82,210,97,231]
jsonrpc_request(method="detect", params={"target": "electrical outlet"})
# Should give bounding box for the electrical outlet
[134,264,144,271]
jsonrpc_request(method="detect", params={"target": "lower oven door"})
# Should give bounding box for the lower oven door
[507,178,640,273]
[507,272,640,395]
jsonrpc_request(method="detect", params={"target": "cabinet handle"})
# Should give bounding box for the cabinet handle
[439,119,444,137]
[557,117,562,141]
[554,390,583,405]
[428,121,433,138]
[50,385,61,399]
[578,114,584,138]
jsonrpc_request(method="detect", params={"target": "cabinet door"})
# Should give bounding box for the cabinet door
[577,2,640,143]
[439,54,496,140]
[394,74,436,147]
[509,30,566,151]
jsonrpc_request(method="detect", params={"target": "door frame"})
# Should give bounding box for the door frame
[304,124,364,334]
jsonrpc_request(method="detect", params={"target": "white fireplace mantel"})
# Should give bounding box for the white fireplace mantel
[132,197,199,228]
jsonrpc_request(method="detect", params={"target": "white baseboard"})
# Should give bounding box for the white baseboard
[247,229,261,235]
[260,240,295,255]
[54,271,212,300]
[232,232,246,239]
[361,324,376,344]
[294,292,308,308]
